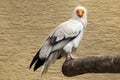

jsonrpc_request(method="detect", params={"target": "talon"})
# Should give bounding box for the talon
[66,57,75,61]
[66,54,75,61]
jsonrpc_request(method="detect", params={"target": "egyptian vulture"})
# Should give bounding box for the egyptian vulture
[29,5,87,75]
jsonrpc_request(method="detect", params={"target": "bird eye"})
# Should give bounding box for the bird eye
[77,10,79,13]
[82,10,84,14]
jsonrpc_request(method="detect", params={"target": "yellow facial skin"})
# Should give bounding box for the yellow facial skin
[76,9,84,17]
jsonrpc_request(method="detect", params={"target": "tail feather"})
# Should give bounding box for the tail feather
[40,51,62,75]
[34,58,45,71]
[41,62,49,75]
[29,50,40,69]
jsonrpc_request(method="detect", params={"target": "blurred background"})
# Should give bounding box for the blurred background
[0,0,120,80]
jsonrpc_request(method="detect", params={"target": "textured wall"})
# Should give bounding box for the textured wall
[0,0,120,80]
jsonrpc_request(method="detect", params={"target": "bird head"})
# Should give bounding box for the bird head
[76,8,84,17]
[73,5,87,19]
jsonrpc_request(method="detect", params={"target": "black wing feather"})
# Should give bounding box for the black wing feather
[29,49,46,71]
[29,50,40,69]
[49,31,81,45]
[33,58,45,71]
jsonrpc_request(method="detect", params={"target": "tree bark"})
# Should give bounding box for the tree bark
[62,56,120,77]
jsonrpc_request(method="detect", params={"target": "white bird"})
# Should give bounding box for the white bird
[29,5,87,75]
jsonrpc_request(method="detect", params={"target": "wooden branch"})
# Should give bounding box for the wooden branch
[62,56,120,77]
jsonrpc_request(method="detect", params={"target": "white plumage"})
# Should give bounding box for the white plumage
[30,5,87,75]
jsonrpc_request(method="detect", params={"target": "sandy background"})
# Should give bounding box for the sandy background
[0,0,120,80]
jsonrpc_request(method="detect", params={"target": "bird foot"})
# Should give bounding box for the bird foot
[66,56,75,61]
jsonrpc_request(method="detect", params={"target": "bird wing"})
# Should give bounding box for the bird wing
[49,19,83,45]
